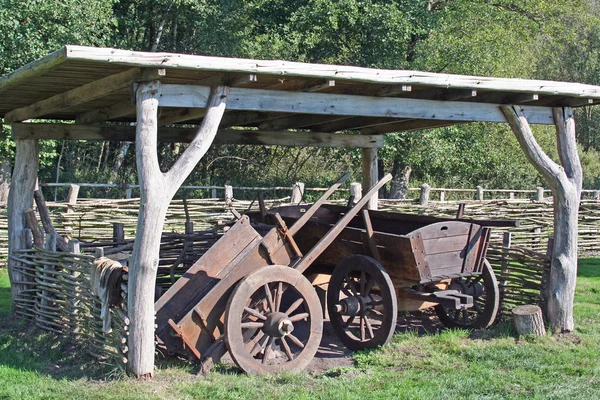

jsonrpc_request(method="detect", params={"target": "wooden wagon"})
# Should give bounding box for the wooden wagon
[154,174,517,374]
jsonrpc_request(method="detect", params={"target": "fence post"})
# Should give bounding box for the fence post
[185,222,194,268]
[211,188,217,199]
[113,223,125,243]
[290,182,305,204]
[439,190,445,202]
[593,190,600,200]
[476,186,484,201]
[64,184,80,239]
[536,187,544,201]
[125,188,133,199]
[350,182,362,205]
[225,185,233,205]
[499,231,512,310]
[419,184,431,206]
[509,192,515,200]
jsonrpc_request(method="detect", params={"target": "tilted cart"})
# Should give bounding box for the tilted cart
[154,173,517,373]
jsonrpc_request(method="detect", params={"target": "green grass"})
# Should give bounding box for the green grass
[1,260,599,400]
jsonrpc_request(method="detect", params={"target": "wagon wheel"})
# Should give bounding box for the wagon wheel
[435,259,500,329]
[327,255,397,351]
[224,265,323,374]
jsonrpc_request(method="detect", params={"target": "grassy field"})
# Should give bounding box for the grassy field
[0,260,598,399]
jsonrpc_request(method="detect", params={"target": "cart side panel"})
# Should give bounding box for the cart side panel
[170,228,295,359]
[407,221,484,280]
[155,216,261,348]
[294,222,421,282]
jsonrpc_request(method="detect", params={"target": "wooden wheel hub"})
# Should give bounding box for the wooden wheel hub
[335,294,383,317]
[263,312,294,337]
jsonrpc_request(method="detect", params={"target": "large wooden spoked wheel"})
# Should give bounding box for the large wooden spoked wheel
[327,255,397,351]
[435,259,500,329]
[224,265,323,374]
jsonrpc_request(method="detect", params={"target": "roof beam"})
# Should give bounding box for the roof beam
[157,84,555,125]
[360,119,460,134]
[76,101,136,124]
[5,68,165,123]
[11,123,384,148]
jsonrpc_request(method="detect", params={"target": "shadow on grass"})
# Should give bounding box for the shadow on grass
[0,315,124,381]
[578,258,600,278]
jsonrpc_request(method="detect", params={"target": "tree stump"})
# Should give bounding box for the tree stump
[512,305,545,336]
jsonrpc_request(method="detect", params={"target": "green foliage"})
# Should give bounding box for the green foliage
[2,0,600,190]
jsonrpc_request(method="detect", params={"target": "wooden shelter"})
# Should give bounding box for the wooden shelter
[1,45,597,377]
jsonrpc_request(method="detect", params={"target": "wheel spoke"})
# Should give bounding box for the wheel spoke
[360,316,366,341]
[341,285,353,298]
[364,276,375,296]
[360,270,366,295]
[289,312,309,322]
[275,282,283,312]
[241,321,264,329]
[368,308,383,317]
[287,333,305,349]
[250,332,268,356]
[343,315,355,329]
[264,284,275,312]
[364,316,375,339]
[462,309,468,324]
[280,337,294,361]
[345,275,359,296]
[284,298,304,316]
[263,337,275,364]
[244,306,267,321]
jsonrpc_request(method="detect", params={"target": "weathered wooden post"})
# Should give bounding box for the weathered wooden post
[439,190,445,202]
[125,187,133,199]
[7,139,39,305]
[350,182,362,205]
[499,232,512,304]
[419,184,431,206]
[501,106,582,333]
[476,185,484,201]
[362,147,378,210]
[594,190,600,200]
[536,187,544,201]
[127,82,227,378]
[290,182,305,204]
[0,160,11,205]
[509,191,515,200]
[225,185,233,205]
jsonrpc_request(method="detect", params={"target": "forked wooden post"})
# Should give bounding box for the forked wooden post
[501,106,582,333]
[127,82,228,378]
[7,139,39,304]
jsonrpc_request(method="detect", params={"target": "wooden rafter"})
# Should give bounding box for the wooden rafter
[11,123,384,148]
[5,68,165,123]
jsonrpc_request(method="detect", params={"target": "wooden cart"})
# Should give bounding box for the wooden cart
[155,173,516,374]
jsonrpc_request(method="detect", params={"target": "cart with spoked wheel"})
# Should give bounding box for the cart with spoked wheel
[154,173,517,374]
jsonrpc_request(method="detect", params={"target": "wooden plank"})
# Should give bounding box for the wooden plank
[63,46,600,99]
[409,221,472,240]
[421,236,470,255]
[5,68,165,123]
[360,119,460,135]
[158,84,556,125]
[11,123,384,148]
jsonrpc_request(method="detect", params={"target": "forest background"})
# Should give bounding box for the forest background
[1,0,600,198]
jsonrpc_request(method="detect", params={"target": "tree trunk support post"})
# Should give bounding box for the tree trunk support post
[501,106,582,333]
[127,81,228,378]
[362,147,378,210]
[290,182,305,204]
[419,183,431,206]
[7,139,39,305]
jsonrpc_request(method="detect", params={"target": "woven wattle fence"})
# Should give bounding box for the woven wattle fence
[9,246,127,361]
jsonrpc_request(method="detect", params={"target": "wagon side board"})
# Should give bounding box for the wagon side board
[165,227,294,360]
[407,221,485,281]
[155,216,262,351]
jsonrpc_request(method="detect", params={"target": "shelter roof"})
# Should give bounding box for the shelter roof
[1,45,600,138]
